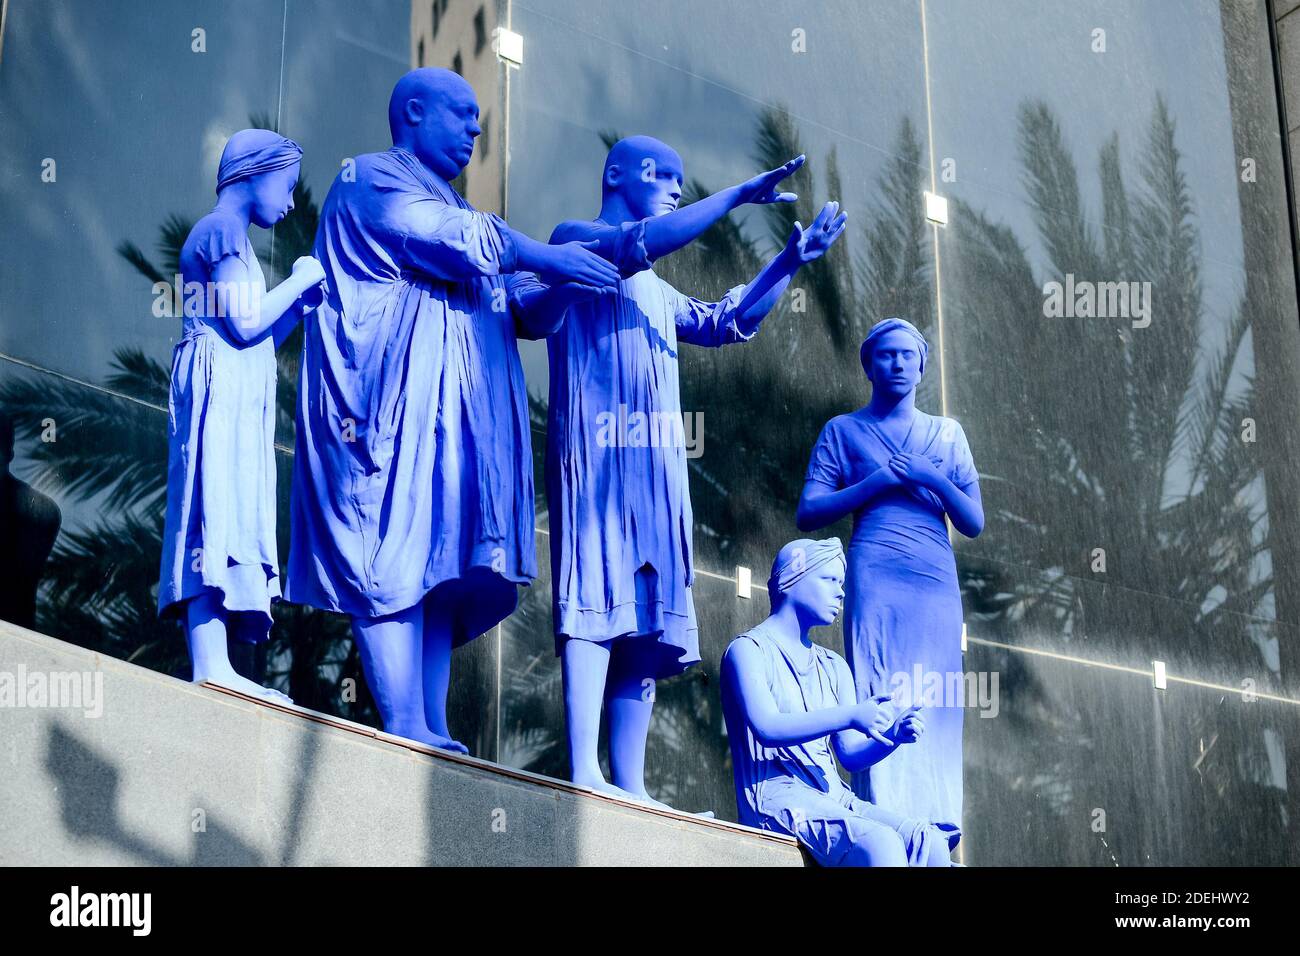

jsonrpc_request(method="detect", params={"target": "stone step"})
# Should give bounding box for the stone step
[0,620,804,867]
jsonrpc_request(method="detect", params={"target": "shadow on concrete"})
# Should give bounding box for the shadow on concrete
[44,721,264,866]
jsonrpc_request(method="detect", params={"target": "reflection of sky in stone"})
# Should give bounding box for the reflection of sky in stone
[0,0,408,385]
[510,0,1264,354]
[0,0,408,537]
[2,0,1269,391]
[508,3,1281,579]
[502,0,1289,661]
[921,1,1265,501]
[280,0,410,225]
[924,0,1259,341]
[507,0,929,391]
[0,1,1286,554]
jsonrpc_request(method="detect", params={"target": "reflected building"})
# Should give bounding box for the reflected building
[410,0,507,214]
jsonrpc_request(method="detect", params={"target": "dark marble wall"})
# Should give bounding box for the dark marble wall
[1,0,1296,864]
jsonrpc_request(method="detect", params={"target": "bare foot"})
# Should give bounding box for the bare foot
[619,788,716,817]
[624,790,675,811]
[388,725,470,755]
[196,671,293,706]
[571,771,639,801]
[424,733,469,755]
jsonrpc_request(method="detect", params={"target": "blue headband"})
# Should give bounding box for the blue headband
[860,317,928,377]
[216,129,303,194]
[768,538,846,595]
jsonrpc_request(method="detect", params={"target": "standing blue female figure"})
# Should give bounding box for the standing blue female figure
[796,318,983,828]
[158,129,326,704]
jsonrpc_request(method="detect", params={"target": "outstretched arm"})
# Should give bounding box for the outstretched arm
[551,156,805,275]
[368,165,619,289]
[508,271,605,339]
[731,201,849,336]
[641,156,804,261]
[674,201,849,348]
[722,640,895,749]
[506,231,621,289]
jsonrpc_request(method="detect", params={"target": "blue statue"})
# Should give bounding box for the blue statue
[286,69,620,752]
[720,538,961,866]
[796,318,983,826]
[511,135,848,803]
[158,129,327,704]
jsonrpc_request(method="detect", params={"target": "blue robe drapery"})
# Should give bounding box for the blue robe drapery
[158,212,280,635]
[805,407,977,825]
[540,219,749,676]
[287,147,536,640]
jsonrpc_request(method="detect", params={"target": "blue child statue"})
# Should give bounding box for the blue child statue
[159,129,327,703]
[720,538,961,866]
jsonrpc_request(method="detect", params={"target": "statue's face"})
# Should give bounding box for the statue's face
[408,79,481,180]
[789,559,847,627]
[609,143,683,219]
[248,163,299,229]
[866,329,924,395]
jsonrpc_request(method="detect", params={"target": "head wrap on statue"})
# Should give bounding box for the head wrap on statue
[859,317,928,378]
[216,129,303,194]
[768,538,846,604]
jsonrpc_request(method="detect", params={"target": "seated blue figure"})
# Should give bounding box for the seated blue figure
[720,538,961,866]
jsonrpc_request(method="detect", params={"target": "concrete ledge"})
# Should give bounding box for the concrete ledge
[0,622,804,866]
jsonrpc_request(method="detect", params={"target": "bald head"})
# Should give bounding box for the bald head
[603,136,682,194]
[600,136,684,220]
[388,68,481,180]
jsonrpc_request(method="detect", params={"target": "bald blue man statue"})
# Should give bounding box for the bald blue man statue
[287,69,619,752]
[512,136,848,804]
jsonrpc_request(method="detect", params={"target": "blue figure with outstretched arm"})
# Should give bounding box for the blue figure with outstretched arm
[720,538,960,866]
[512,135,847,805]
[286,69,620,752]
[797,318,983,826]
[159,129,327,703]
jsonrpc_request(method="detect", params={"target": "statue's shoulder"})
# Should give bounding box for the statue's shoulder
[349,150,401,180]
[725,630,762,655]
[327,151,412,192]
[183,211,247,267]
[549,218,601,244]
[924,411,968,444]
[188,209,243,240]
[817,643,850,674]
[822,407,868,436]
[724,629,772,669]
